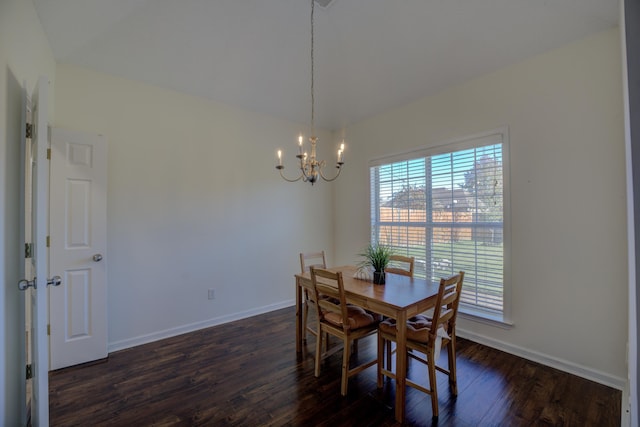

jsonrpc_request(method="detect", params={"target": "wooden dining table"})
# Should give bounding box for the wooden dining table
[295,265,440,423]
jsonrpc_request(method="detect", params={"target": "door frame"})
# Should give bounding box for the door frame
[20,75,51,427]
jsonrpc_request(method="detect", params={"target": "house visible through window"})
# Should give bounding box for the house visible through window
[369,129,510,322]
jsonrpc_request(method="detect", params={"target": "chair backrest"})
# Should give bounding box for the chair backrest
[385,254,415,277]
[310,267,349,332]
[429,272,465,339]
[300,251,327,274]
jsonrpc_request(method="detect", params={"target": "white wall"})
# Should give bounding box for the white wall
[0,0,56,424]
[54,64,335,349]
[335,28,628,387]
[1,8,626,425]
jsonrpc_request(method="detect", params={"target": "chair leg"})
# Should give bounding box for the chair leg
[428,348,439,417]
[341,337,351,396]
[385,340,392,370]
[314,326,323,378]
[302,299,309,341]
[377,334,384,388]
[448,335,458,395]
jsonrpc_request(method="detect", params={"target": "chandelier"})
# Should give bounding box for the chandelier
[276,0,345,185]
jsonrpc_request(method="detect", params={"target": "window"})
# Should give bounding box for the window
[369,129,510,323]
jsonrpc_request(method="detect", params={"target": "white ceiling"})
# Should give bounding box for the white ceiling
[33,0,619,131]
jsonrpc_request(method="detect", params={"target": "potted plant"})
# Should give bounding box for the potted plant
[359,243,394,284]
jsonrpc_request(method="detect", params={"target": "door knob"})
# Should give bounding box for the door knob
[47,276,62,287]
[93,254,103,262]
[18,278,36,291]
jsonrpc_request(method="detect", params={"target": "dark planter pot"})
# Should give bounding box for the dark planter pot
[373,270,386,285]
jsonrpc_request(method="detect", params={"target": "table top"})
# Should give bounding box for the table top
[296,265,440,314]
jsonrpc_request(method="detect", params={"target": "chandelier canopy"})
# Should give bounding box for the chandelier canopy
[275,0,345,185]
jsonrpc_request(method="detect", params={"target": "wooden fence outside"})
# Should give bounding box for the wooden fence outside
[378,207,473,245]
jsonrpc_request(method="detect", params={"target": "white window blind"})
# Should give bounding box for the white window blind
[370,130,508,320]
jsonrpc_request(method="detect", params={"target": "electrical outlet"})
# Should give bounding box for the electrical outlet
[208,289,215,300]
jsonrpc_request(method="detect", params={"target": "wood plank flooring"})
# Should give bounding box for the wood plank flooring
[49,306,621,426]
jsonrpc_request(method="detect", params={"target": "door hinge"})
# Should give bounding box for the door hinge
[26,364,32,380]
[26,123,32,139]
[25,243,32,259]
[47,324,51,336]
[46,236,50,247]
[47,148,51,160]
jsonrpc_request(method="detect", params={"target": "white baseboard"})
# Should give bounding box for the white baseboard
[457,328,627,391]
[108,300,294,353]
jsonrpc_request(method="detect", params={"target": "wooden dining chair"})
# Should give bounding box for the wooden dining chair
[377,271,465,418]
[381,254,415,367]
[299,251,327,341]
[310,267,381,396]
[385,254,415,277]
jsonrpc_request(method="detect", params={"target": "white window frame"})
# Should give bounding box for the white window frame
[369,127,512,325]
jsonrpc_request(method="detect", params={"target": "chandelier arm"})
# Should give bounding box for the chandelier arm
[318,164,344,182]
[276,166,304,183]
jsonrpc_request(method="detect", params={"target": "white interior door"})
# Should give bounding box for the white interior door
[49,128,108,370]
[20,75,51,427]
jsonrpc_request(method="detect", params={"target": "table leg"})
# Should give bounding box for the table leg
[395,310,408,423]
[295,277,303,353]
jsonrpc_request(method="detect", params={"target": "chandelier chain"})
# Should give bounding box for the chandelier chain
[310,0,315,137]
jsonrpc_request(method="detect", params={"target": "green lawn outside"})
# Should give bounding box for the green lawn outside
[396,240,503,311]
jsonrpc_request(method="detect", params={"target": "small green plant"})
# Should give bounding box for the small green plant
[358,243,394,273]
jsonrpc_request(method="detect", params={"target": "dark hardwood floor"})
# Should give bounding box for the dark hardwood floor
[49,306,621,426]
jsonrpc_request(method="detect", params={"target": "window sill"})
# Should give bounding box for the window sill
[458,308,514,329]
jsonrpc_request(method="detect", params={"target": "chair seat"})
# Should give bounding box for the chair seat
[379,314,433,342]
[323,305,382,330]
